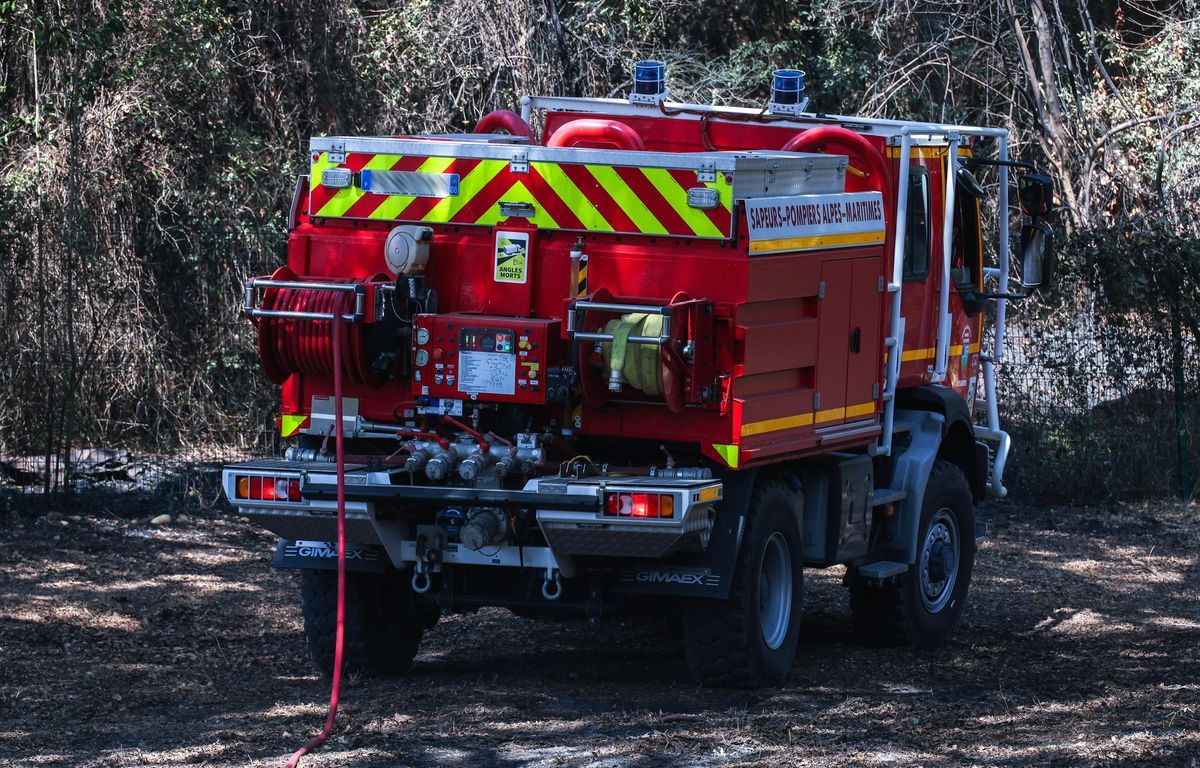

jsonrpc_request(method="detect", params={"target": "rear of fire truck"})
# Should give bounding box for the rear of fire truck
[224,64,1054,687]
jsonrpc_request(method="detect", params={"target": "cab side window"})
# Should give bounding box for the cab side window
[903,167,931,281]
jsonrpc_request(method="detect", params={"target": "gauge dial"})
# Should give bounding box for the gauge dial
[416,327,431,345]
[414,349,430,366]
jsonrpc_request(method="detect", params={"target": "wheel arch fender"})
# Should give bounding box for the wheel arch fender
[699,467,762,599]
[895,385,985,502]
[890,409,945,563]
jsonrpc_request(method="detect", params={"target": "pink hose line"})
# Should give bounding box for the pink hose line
[285,306,348,768]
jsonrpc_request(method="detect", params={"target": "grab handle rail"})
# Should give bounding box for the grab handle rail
[566,301,673,346]
[243,278,367,323]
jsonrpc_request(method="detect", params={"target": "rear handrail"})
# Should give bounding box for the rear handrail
[566,300,673,346]
[243,278,367,323]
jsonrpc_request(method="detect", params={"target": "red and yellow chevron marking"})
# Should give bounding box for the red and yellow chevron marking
[309,152,734,239]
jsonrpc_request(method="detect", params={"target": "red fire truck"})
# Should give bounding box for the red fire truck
[225,65,1053,687]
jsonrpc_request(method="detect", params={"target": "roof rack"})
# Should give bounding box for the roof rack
[519,95,1008,141]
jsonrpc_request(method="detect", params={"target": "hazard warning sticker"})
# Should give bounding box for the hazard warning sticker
[494,231,529,284]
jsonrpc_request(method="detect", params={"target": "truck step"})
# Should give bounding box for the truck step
[871,488,906,507]
[857,560,908,581]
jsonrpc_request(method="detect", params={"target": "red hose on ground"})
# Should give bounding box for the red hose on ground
[285,305,348,768]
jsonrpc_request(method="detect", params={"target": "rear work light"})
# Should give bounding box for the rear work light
[234,475,302,502]
[604,492,675,519]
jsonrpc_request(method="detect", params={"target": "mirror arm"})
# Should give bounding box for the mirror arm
[981,291,1029,301]
[962,157,1040,174]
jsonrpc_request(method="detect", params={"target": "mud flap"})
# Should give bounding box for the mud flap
[608,469,756,599]
[273,538,388,573]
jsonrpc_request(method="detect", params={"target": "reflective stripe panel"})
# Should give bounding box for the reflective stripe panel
[741,401,878,437]
[421,159,508,223]
[585,164,667,235]
[749,230,885,254]
[641,167,724,238]
[309,152,734,238]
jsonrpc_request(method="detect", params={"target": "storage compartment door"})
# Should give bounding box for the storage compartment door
[844,256,884,422]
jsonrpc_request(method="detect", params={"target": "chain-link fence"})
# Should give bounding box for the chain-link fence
[995,321,1195,503]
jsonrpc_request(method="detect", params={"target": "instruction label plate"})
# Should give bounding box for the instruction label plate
[458,351,516,396]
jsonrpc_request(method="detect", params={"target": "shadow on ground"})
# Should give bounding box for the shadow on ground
[0,501,1197,767]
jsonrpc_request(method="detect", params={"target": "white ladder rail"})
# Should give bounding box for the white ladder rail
[932,134,960,382]
[875,131,914,457]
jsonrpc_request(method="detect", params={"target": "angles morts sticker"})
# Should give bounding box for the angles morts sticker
[494,230,530,284]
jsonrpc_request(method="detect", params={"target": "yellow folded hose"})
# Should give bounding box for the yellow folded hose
[601,313,664,395]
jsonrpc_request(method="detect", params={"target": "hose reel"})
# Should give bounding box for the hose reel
[247,266,396,388]
[567,290,709,413]
[600,313,666,396]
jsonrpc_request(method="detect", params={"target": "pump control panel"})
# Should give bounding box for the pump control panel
[411,314,561,405]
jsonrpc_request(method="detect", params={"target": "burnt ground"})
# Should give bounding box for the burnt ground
[0,500,1197,767]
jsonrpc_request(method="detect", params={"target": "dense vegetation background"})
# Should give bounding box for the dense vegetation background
[1,0,1198,499]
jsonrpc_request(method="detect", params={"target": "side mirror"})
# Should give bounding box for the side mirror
[1017,171,1055,291]
[1019,219,1054,291]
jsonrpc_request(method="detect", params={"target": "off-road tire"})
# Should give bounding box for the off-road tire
[682,478,804,687]
[300,568,424,677]
[850,459,976,648]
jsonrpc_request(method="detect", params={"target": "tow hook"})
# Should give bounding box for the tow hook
[412,559,434,594]
[541,568,563,601]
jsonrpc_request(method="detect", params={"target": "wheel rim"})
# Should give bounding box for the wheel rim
[919,508,960,613]
[758,532,793,651]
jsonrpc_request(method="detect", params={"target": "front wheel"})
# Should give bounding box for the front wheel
[851,460,976,648]
[682,478,804,687]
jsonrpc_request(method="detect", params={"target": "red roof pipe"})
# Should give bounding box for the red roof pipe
[780,126,894,240]
[546,119,646,151]
[473,109,533,139]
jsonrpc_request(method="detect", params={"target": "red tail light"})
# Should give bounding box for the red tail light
[631,493,658,518]
[233,474,302,503]
[603,492,674,518]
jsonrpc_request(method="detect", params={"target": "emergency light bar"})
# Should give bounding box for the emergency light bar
[629,59,668,105]
[769,68,809,115]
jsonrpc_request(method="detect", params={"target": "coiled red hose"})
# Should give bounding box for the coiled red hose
[285,303,350,768]
[257,267,383,388]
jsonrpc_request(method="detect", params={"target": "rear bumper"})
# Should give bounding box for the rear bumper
[222,460,722,562]
[300,480,601,513]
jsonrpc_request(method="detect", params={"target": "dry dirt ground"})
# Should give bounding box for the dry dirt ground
[1,500,1197,767]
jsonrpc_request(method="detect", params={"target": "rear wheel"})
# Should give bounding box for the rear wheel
[682,478,804,687]
[300,568,425,677]
[851,460,976,647]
